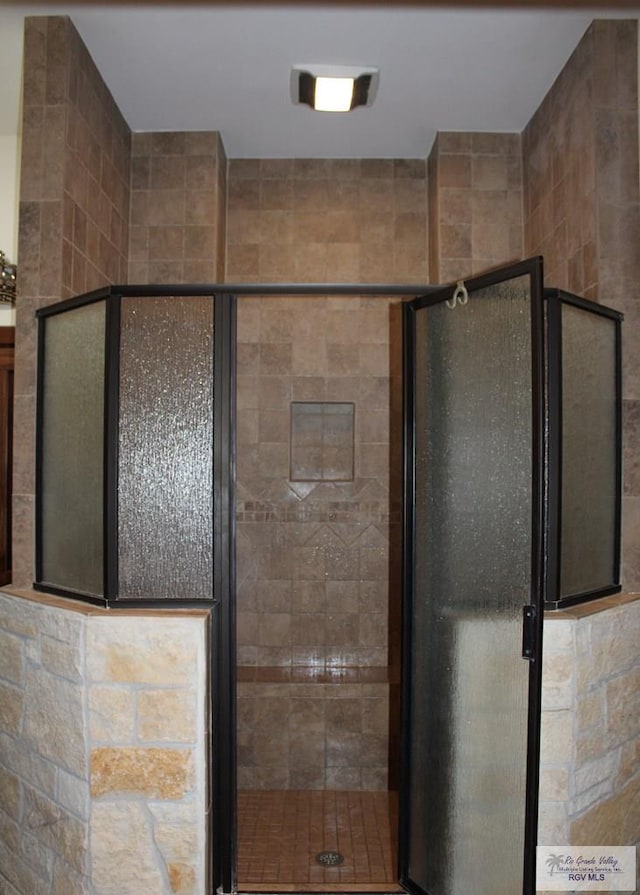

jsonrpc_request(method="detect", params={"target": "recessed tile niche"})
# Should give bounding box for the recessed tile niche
[290,401,355,482]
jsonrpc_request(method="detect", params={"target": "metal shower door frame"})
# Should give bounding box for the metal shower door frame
[399,257,546,895]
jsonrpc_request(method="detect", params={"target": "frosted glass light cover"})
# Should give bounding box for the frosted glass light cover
[41,301,105,595]
[118,297,214,599]
[560,303,617,597]
[408,276,533,895]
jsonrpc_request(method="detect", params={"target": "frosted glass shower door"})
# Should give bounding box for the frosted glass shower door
[400,259,544,895]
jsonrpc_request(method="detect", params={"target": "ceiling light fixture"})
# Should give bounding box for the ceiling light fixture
[291,64,379,112]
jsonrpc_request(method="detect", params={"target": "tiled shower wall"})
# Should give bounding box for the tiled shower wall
[226,158,428,284]
[230,159,423,789]
[523,20,639,298]
[13,16,131,590]
[235,292,404,790]
[522,19,640,596]
[235,294,402,670]
[128,130,227,284]
[427,131,523,283]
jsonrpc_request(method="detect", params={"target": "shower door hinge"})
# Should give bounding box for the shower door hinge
[522,604,537,661]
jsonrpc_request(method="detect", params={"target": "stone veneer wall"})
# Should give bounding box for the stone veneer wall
[0,589,208,895]
[13,16,132,591]
[523,19,640,596]
[538,595,640,895]
[128,131,226,284]
[427,131,523,283]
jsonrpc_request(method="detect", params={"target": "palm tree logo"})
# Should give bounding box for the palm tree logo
[546,854,565,876]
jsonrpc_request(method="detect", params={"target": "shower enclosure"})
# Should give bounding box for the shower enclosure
[401,257,621,895]
[33,257,622,895]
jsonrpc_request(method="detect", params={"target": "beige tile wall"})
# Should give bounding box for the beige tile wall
[428,131,523,283]
[523,25,597,295]
[236,294,403,670]
[235,293,403,790]
[523,19,640,593]
[13,16,132,590]
[226,158,428,284]
[229,158,419,789]
[237,670,391,791]
[128,131,226,284]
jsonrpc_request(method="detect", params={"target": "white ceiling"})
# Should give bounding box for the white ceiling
[0,4,636,158]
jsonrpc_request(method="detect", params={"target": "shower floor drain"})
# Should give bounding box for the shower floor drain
[315,850,344,866]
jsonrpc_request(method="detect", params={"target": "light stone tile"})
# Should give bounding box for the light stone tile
[576,689,604,732]
[540,709,573,764]
[89,686,135,743]
[0,681,24,737]
[22,785,87,874]
[542,617,574,652]
[41,636,83,683]
[23,666,86,777]
[576,729,608,766]
[617,738,640,787]
[569,776,640,844]
[605,666,640,745]
[577,651,602,695]
[538,767,570,802]
[90,803,166,895]
[87,618,203,686]
[148,802,198,827]
[570,778,615,816]
[574,752,618,796]
[38,607,84,647]
[0,767,20,821]
[51,857,91,895]
[0,594,41,639]
[20,831,55,882]
[0,868,22,895]
[152,821,197,863]
[0,806,19,851]
[137,689,197,744]
[57,769,90,821]
[537,801,569,844]
[26,638,41,664]
[591,605,640,678]
[0,734,58,802]
[0,838,51,895]
[575,619,592,657]
[168,861,196,895]
[541,652,574,709]
[0,631,25,686]
[91,747,194,799]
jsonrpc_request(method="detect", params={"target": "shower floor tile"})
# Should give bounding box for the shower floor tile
[237,790,402,893]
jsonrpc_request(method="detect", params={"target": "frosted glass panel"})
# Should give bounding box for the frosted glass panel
[408,277,532,895]
[560,304,617,597]
[118,297,214,599]
[41,302,105,595]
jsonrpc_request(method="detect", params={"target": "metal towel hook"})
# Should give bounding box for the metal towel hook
[446,280,469,309]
